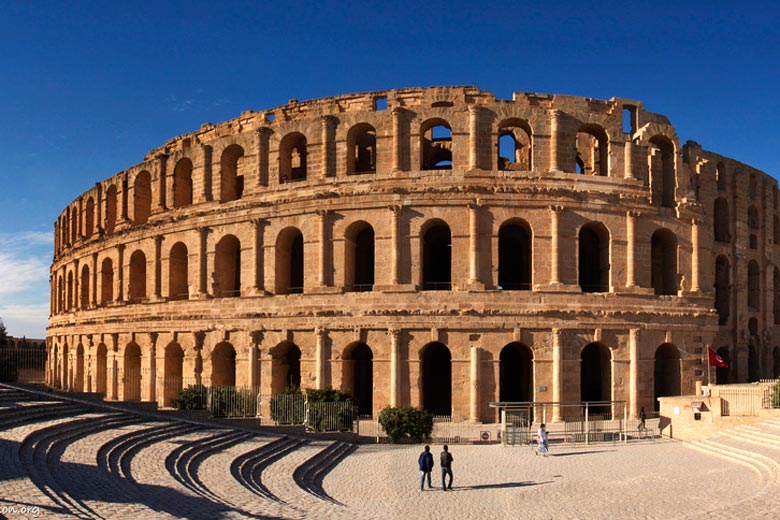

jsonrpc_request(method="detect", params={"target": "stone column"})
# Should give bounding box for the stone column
[321,115,335,178]
[109,334,119,400]
[316,327,327,389]
[198,227,209,297]
[256,127,272,186]
[91,253,98,307]
[552,328,562,422]
[624,140,634,179]
[691,218,701,292]
[317,210,329,287]
[156,154,168,211]
[629,328,639,418]
[470,345,480,421]
[626,211,639,287]
[95,182,103,234]
[73,259,80,310]
[468,202,480,284]
[154,235,163,299]
[392,107,404,172]
[388,328,401,407]
[549,206,564,285]
[249,330,263,390]
[194,332,205,386]
[468,105,479,170]
[116,244,125,302]
[252,219,267,293]
[146,333,157,403]
[389,205,401,285]
[549,110,561,171]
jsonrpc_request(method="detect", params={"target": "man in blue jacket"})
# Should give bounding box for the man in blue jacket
[418,445,434,490]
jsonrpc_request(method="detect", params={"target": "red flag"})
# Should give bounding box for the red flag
[708,347,729,368]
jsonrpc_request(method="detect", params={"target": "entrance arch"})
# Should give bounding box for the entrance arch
[163,342,184,405]
[499,343,533,402]
[343,342,373,415]
[580,342,611,412]
[75,344,85,392]
[271,342,301,393]
[211,342,236,387]
[95,343,107,395]
[654,343,681,410]
[123,342,142,402]
[421,342,451,415]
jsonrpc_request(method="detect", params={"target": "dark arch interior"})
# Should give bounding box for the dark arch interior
[290,234,304,293]
[654,343,681,411]
[579,226,607,293]
[422,224,451,290]
[498,224,531,290]
[716,347,730,384]
[354,227,375,290]
[421,342,451,415]
[499,343,533,402]
[348,343,373,415]
[580,343,611,413]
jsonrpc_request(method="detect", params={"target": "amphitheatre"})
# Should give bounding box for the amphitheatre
[46,85,780,419]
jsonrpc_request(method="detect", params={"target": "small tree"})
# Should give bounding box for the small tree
[378,406,433,443]
[270,385,305,425]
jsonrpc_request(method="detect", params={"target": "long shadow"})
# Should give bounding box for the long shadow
[453,480,553,491]
[548,449,615,457]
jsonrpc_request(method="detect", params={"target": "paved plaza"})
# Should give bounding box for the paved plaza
[1,384,778,519]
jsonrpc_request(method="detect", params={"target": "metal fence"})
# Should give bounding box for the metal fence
[258,393,358,432]
[719,379,780,416]
[0,347,47,383]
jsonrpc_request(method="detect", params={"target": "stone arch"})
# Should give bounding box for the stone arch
[716,347,730,384]
[714,198,729,243]
[649,135,676,208]
[580,342,611,411]
[95,343,107,395]
[61,343,69,391]
[214,234,241,297]
[651,228,677,295]
[497,118,532,171]
[421,219,451,291]
[169,242,189,300]
[85,196,95,238]
[578,222,610,293]
[105,184,117,234]
[271,342,301,393]
[498,219,532,291]
[75,344,85,392]
[57,275,64,314]
[133,170,152,225]
[279,132,307,182]
[129,250,147,302]
[220,144,245,203]
[342,342,373,415]
[420,342,451,415]
[80,264,90,308]
[748,205,759,249]
[576,124,609,176]
[275,227,304,294]
[347,123,376,175]
[654,343,681,410]
[344,221,375,292]
[100,257,114,305]
[715,255,730,325]
[716,162,727,191]
[211,342,236,387]
[123,342,142,402]
[420,118,452,170]
[748,260,760,311]
[66,271,74,310]
[163,342,184,406]
[173,158,193,207]
[499,342,533,402]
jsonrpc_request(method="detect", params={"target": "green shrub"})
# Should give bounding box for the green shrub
[210,386,257,418]
[170,384,207,410]
[770,380,780,408]
[270,386,305,425]
[378,406,433,443]
[306,386,351,403]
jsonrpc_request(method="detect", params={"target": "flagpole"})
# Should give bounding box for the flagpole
[706,344,711,387]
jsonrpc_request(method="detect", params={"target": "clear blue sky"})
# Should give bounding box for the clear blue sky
[1,0,779,338]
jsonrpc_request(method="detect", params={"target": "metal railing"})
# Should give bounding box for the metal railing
[258,393,358,432]
[718,380,780,416]
[0,347,47,383]
[422,281,452,291]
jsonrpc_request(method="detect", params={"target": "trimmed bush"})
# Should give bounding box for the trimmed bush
[210,386,258,418]
[170,384,207,410]
[270,386,305,425]
[378,406,433,443]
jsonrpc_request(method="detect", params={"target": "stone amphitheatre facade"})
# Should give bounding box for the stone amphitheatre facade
[47,86,780,422]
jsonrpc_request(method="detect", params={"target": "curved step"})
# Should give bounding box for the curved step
[292,441,356,505]
[0,403,87,431]
[230,436,307,503]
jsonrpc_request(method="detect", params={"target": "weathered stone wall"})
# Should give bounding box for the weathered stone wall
[46,86,780,422]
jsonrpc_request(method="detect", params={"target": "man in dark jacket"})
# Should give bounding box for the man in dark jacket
[440,445,453,490]
[418,445,434,490]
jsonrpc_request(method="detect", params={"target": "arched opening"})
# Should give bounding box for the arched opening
[715,256,730,325]
[66,271,73,310]
[280,132,307,182]
[70,207,78,243]
[347,124,377,175]
[80,264,90,308]
[498,220,532,290]
[133,170,152,225]
[653,343,681,410]
[649,135,675,208]
[716,347,730,384]
[580,342,611,414]
[211,342,236,387]
[57,276,63,313]
[220,144,245,202]
[100,257,114,305]
[214,235,241,297]
[169,242,189,300]
[95,343,107,395]
[578,222,610,293]
[748,260,760,311]
[123,342,142,402]
[275,228,304,294]
[716,162,726,191]
[271,342,301,393]
[421,119,452,170]
[499,343,533,402]
[421,342,451,415]
[345,222,375,292]
[343,342,373,415]
[75,344,84,392]
[128,250,147,302]
[105,184,117,234]
[773,347,780,378]
[85,196,95,238]
[163,342,184,406]
[748,205,759,249]
[61,343,68,390]
[422,222,452,291]
[497,119,532,171]
[714,198,729,243]
[651,229,677,295]
[173,158,193,207]
[576,124,609,176]
[748,338,760,383]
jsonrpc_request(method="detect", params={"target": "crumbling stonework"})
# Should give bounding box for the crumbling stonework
[46,86,780,421]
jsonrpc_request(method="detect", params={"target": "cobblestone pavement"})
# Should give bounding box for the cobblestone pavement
[1,384,778,519]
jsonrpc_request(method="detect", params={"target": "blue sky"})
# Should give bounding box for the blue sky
[1,0,779,338]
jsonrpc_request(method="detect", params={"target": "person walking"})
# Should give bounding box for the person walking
[536,423,549,456]
[638,407,647,435]
[440,445,453,490]
[418,445,434,490]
